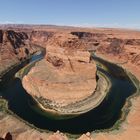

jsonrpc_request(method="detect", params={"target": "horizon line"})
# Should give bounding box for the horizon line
[0,23,140,31]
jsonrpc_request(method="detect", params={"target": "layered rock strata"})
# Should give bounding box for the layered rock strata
[0,30,38,77]
[1,26,140,139]
[22,33,97,116]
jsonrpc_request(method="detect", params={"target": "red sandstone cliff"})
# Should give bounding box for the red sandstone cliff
[0,30,38,76]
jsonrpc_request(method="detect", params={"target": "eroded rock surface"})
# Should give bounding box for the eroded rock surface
[1,25,140,140]
[23,32,97,111]
[0,30,38,77]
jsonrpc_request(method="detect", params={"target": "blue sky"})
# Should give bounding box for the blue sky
[0,0,140,28]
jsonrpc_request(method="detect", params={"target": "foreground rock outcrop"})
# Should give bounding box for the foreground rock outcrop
[0,132,12,140]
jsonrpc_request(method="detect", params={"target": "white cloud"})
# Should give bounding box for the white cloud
[0,21,139,30]
[0,21,24,24]
[60,23,140,30]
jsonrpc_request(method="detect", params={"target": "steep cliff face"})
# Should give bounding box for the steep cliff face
[70,31,103,50]
[0,30,37,75]
[106,38,125,55]
[30,31,54,47]
[0,132,12,140]
[0,30,3,43]
[98,36,140,66]
[71,31,106,39]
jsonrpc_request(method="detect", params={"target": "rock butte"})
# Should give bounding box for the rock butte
[0,25,140,139]
[22,32,97,115]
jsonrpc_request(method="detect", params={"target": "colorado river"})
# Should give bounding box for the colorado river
[0,51,138,134]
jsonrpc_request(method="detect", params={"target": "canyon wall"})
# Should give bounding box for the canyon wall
[0,30,37,76]
[0,26,140,140]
